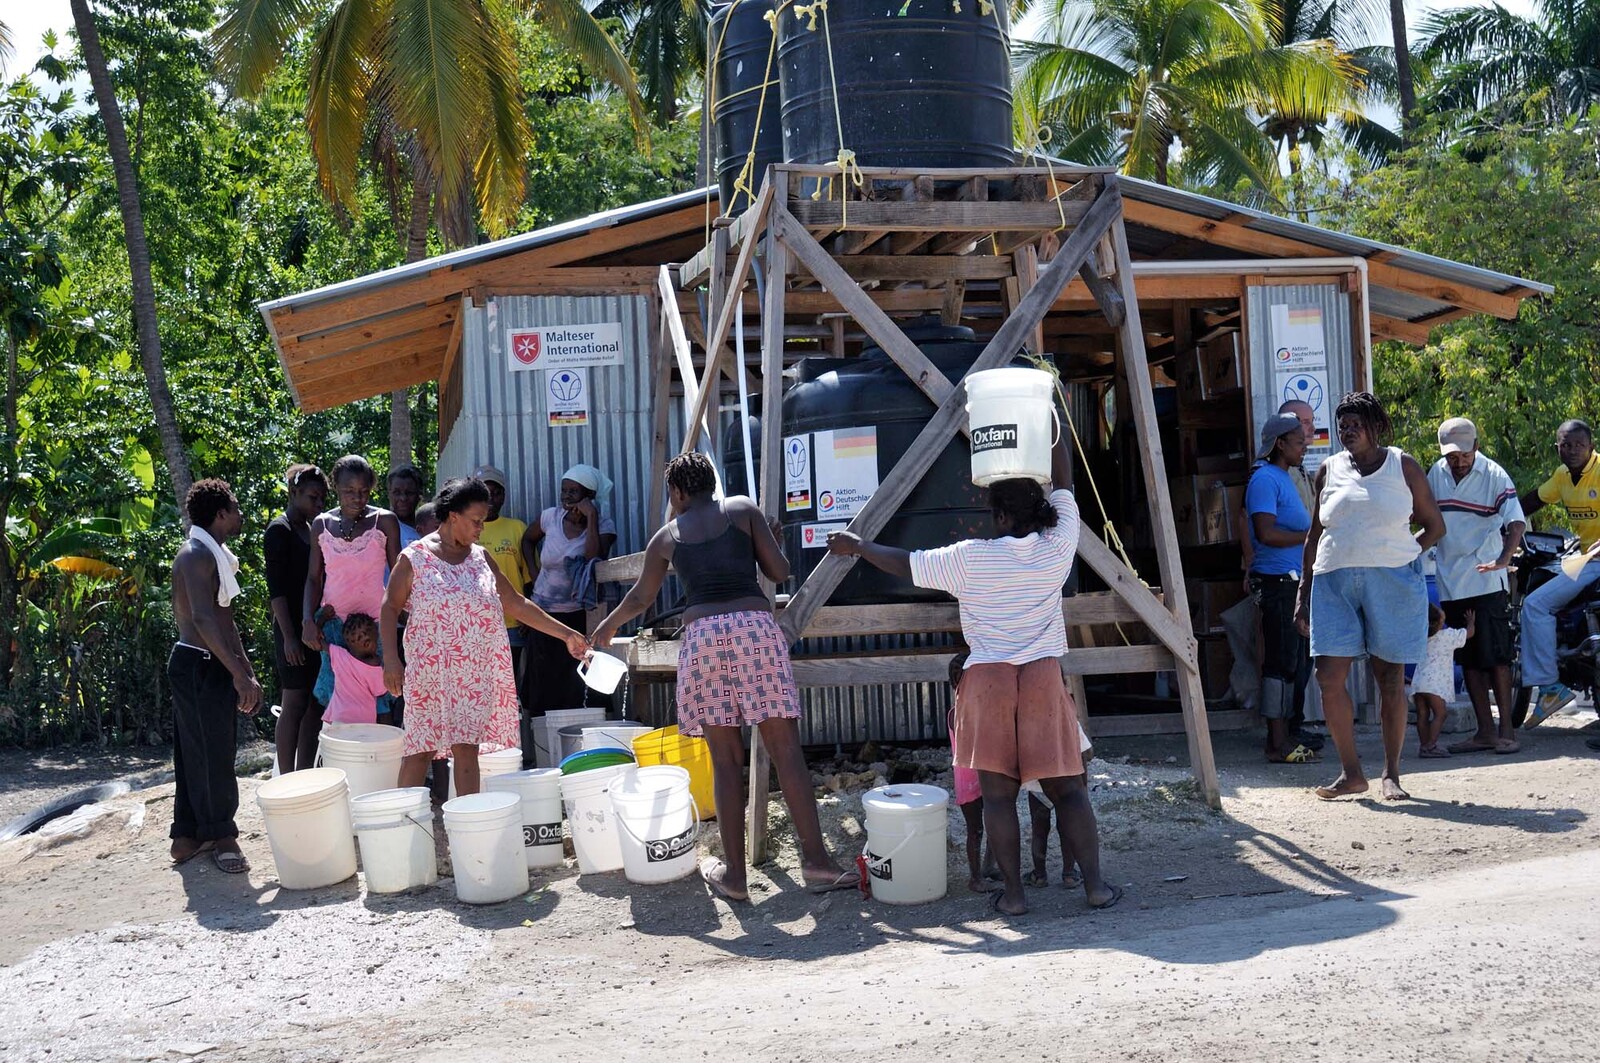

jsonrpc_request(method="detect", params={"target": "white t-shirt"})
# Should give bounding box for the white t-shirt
[909,490,1080,666]
[1411,626,1468,699]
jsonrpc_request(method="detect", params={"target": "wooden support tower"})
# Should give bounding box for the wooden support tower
[672,163,1221,860]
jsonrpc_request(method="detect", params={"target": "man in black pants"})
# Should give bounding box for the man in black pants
[170,479,262,872]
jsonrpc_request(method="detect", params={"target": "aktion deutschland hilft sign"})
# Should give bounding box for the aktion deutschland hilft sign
[506,323,624,372]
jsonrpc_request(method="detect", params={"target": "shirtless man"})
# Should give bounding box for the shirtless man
[170,479,262,872]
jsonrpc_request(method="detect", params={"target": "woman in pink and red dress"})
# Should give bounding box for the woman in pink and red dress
[381,477,589,798]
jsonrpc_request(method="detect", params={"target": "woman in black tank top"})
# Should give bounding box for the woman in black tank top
[594,454,850,901]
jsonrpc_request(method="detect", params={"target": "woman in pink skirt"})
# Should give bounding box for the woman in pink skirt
[381,477,589,797]
[593,453,850,902]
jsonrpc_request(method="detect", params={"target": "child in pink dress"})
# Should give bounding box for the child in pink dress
[324,613,388,724]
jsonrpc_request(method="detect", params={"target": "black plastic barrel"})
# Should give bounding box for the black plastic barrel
[724,323,994,605]
[775,0,1015,169]
[709,0,785,215]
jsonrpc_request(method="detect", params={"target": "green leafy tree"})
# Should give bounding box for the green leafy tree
[1418,0,1600,127]
[1013,0,1364,193]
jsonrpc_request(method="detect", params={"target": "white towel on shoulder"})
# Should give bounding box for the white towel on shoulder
[189,525,242,607]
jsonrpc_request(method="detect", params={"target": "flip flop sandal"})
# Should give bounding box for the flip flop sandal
[1446,740,1498,755]
[1023,870,1048,887]
[987,889,1024,917]
[212,848,249,874]
[699,858,749,903]
[170,840,213,867]
[1283,745,1320,764]
[806,868,859,895]
[1061,873,1084,891]
[1494,740,1522,755]
[1419,745,1452,759]
[1090,884,1125,911]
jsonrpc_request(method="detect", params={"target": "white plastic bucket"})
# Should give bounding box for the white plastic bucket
[350,787,437,894]
[533,708,606,768]
[559,762,631,874]
[609,766,700,885]
[578,651,629,694]
[317,723,405,809]
[485,769,566,870]
[256,767,358,890]
[447,746,524,800]
[965,367,1058,486]
[441,791,529,904]
[861,783,949,905]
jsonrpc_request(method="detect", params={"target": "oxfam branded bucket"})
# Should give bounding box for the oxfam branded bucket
[560,762,631,874]
[485,769,565,870]
[609,766,701,885]
[633,725,716,821]
[861,784,949,905]
[317,723,405,810]
[256,767,358,890]
[533,708,606,768]
[447,746,523,800]
[441,791,529,904]
[965,367,1058,486]
[350,787,437,894]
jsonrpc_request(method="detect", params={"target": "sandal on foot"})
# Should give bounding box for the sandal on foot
[170,839,212,867]
[1090,884,1125,911]
[1271,744,1319,764]
[212,847,248,874]
[699,858,749,903]
[1022,870,1048,887]
[805,868,859,895]
[1418,744,1452,759]
[1494,739,1521,755]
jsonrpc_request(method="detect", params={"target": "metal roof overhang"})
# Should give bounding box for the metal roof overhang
[261,177,1549,413]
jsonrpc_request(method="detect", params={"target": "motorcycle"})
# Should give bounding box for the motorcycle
[1508,529,1600,725]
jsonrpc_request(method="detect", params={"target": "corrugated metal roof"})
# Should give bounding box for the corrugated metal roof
[258,169,1548,323]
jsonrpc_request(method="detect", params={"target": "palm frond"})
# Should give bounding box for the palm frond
[306,0,386,210]
[473,0,533,234]
[212,0,324,96]
[531,0,649,141]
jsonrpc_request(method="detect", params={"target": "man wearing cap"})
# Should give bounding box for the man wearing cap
[1427,417,1526,754]
[1518,419,1600,725]
[1246,412,1316,762]
[473,464,533,703]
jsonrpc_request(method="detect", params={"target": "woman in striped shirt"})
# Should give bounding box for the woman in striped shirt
[827,436,1118,916]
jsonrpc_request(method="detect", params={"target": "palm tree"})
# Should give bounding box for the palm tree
[1013,0,1363,193]
[1418,0,1600,124]
[212,0,646,464]
[67,0,194,514]
[594,0,705,123]
[1387,0,1418,136]
[1,19,13,73]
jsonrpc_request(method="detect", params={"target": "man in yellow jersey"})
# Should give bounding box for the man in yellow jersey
[472,465,532,714]
[1518,420,1600,724]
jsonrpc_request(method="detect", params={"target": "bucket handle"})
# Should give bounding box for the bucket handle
[1049,405,1061,448]
[353,808,435,844]
[612,789,702,850]
[861,823,922,865]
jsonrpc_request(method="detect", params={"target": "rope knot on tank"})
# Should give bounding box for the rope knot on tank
[794,0,826,31]
[978,0,993,13]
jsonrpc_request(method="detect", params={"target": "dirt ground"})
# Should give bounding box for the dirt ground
[0,713,1597,1063]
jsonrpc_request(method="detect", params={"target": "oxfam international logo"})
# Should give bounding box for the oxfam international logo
[512,332,542,365]
[550,371,583,402]
[818,491,836,513]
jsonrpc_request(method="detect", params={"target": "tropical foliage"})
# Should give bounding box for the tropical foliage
[1418,0,1600,126]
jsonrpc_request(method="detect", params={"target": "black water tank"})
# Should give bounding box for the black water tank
[723,323,993,605]
[709,0,785,215]
[775,0,1014,169]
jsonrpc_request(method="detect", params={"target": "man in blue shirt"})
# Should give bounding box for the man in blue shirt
[1246,413,1314,763]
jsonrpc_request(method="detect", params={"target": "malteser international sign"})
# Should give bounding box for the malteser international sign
[506,323,624,372]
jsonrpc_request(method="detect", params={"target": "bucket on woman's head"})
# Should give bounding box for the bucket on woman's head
[964,367,1058,487]
[578,651,628,694]
[609,766,700,885]
[350,787,437,894]
[633,726,715,821]
[316,723,405,810]
[559,762,631,874]
[256,767,358,890]
[485,769,565,870]
[447,746,524,800]
[533,707,607,768]
[861,783,949,905]
[441,791,529,904]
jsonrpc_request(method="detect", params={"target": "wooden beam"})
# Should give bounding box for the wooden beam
[1104,187,1220,809]
[1055,273,1244,307]
[777,592,1153,638]
[281,300,459,359]
[681,184,773,452]
[1370,313,1435,345]
[438,294,467,388]
[1087,709,1253,738]
[777,185,1127,644]
[623,644,1174,683]
[647,292,672,526]
[657,267,712,459]
[681,204,762,288]
[940,280,967,326]
[801,255,1015,282]
[295,351,444,413]
[1074,531,1197,663]
[789,199,1091,234]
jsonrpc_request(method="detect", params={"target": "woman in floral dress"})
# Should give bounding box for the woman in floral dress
[381,477,589,797]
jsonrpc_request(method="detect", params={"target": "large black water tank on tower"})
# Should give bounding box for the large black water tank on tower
[724,323,994,606]
[709,0,785,215]
[775,0,1014,169]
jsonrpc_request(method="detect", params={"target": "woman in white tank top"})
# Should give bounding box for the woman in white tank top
[1294,393,1445,802]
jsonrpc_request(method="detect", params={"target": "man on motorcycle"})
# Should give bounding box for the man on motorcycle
[1520,419,1600,725]
[1427,418,1525,753]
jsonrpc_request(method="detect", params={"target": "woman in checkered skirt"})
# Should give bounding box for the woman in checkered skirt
[593,454,851,902]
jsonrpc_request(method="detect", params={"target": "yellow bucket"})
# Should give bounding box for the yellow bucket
[633,725,716,820]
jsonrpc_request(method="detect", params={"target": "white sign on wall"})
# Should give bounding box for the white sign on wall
[784,435,812,512]
[812,427,879,520]
[1270,303,1332,471]
[545,367,589,428]
[507,322,624,372]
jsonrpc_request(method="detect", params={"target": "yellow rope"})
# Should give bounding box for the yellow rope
[793,0,863,228]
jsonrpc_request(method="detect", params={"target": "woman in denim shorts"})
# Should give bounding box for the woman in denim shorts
[1295,393,1445,801]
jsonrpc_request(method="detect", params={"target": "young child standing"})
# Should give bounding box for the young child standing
[324,612,388,725]
[949,652,998,892]
[1022,723,1095,887]
[1413,605,1473,758]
